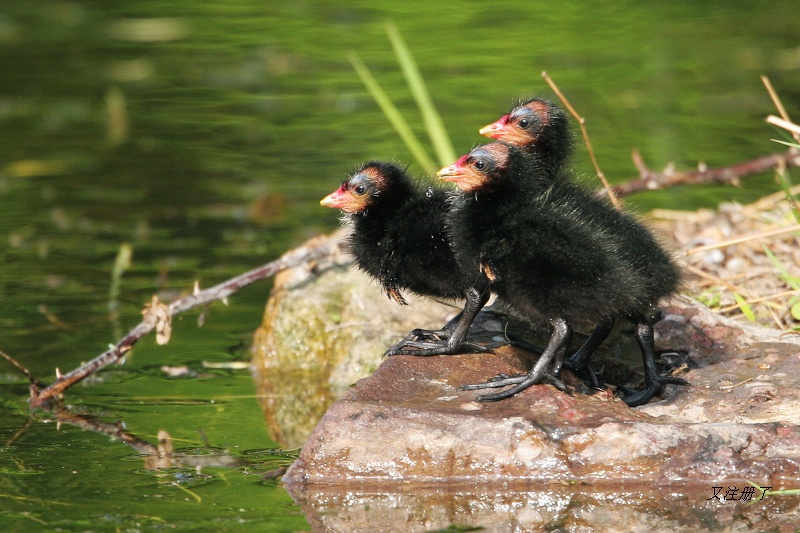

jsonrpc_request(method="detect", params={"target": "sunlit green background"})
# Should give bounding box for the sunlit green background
[1,1,798,530]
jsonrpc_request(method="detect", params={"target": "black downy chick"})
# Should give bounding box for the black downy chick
[438,142,688,406]
[480,97,614,380]
[320,161,490,356]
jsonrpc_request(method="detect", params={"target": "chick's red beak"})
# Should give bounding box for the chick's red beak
[436,163,465,183]
[436,155,485,192]
[320,184,348,209]
[437,155,484,192]
[479,115,509,139]
[437,154,470,182]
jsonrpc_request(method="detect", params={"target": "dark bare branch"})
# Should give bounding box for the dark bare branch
[613,148,800,197]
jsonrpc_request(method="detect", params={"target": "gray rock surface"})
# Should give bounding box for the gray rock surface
[282,300,800,485]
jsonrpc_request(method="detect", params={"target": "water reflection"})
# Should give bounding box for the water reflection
[287,482,798,532]
[20,408,247,470]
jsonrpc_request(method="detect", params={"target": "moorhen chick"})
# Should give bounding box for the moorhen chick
[481,97,614,382]
[479,97,572,173]
[320,161,490,356]
[438,142,687,406]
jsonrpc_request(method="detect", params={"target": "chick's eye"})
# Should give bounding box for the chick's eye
[353,184,367,195]
[473,159,486,171]
[517,118,530,129]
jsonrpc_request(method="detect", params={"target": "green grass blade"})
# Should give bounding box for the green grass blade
[732,292,756,322]
[770,139,800,148]
[762,244,800,289]
[776,169,800,225]
[348,51,437,173]
[385,21,456,166]
[109,242,133,314]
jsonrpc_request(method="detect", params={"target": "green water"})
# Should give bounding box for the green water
[1,1,798,530]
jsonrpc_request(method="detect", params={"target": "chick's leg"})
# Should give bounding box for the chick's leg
[462,317,572,401]
[385,284,490,356]
[621,320,689,407]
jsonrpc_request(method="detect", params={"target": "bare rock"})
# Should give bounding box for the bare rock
[283,304,800,485]
[260,231,800,529]
[256,232,800,485]
[251,229,457,447]
[644,298,800,424]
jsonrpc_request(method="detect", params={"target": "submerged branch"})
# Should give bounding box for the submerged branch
[29,236,338,408]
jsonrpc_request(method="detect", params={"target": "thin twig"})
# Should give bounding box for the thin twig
[766,302,787,331]
[534,74,800,199]
[717,289,800,314]
[5,417,32,447]
[683,264,752,296]
[541,71,622,210]
[767,116,800,138]
[29,236,338,408]
[762,75,800,144]
[0,349,46,390]
[775,164,800,223]
[751,183,800,210]
[534,73,799,200]
[719,377,754,390]
[685,224,800,256]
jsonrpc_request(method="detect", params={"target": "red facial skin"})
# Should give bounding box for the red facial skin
[320,167,384,213]
[437,144,509,193]
[479,100,552,146]
[436,155,483,192]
